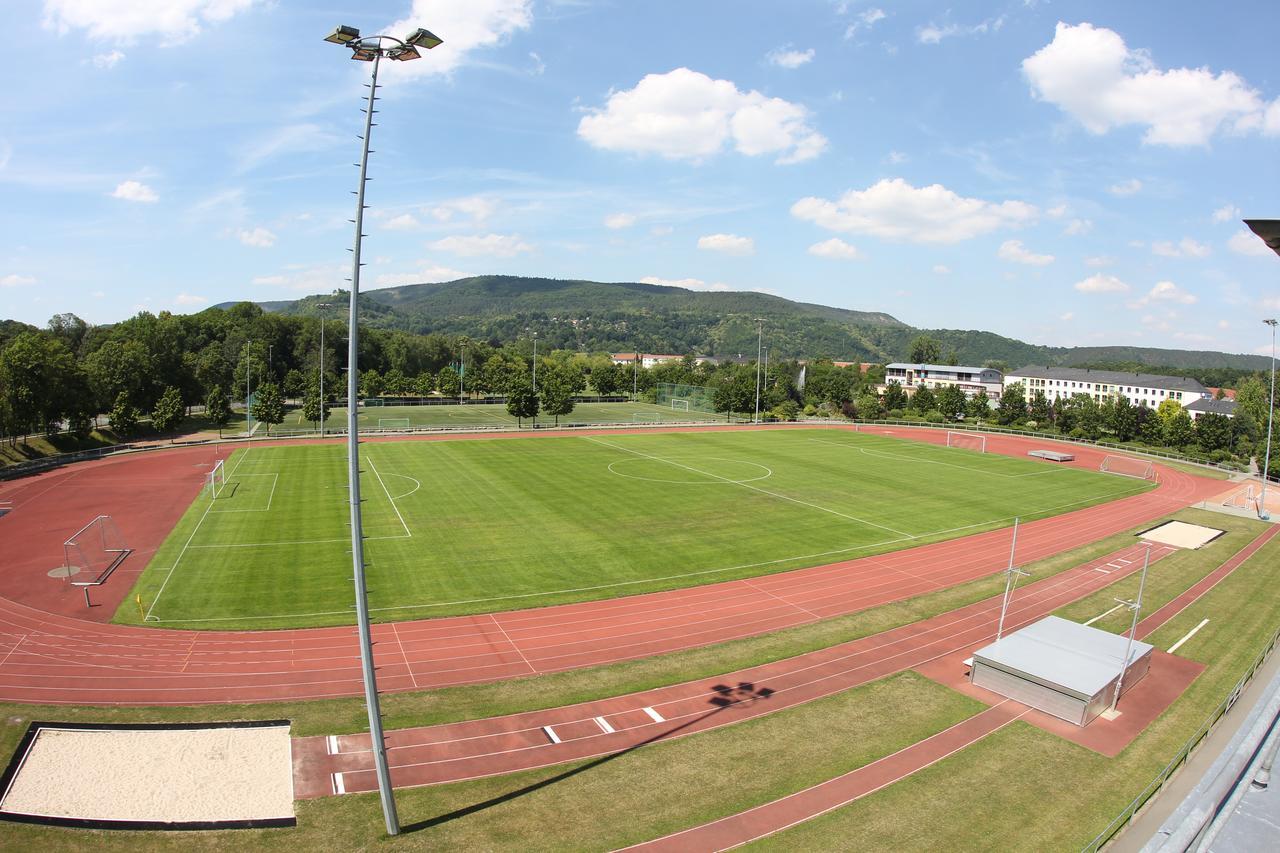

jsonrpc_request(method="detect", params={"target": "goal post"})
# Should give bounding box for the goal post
[655,382,716,417]
[946,431,987,453]
[63,515,131,585]
[378,418,412,429]
[1099,454,1157,481]
[209,459,227,498]
[671,399,691,412]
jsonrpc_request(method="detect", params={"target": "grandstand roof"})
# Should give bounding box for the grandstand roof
[1007,366,1208,394]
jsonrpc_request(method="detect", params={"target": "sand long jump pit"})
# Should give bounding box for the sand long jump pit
[0,721,295,830]
[1139,520,1225,550]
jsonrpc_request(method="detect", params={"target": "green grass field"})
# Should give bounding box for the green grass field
[117,428,1153,628]
[278,400,731,432]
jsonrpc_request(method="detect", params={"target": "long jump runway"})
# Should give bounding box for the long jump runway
[0,426,1226,706]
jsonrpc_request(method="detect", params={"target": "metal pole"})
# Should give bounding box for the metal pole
[459,340,465,402]
[346,49,399,836]
[1260,319,1277,520]
[532,333,538,391]
[319,311,325,436]
[995,517,1020,641]
[1110,543,1152,711]
[245,340,251,436]
[753,318,764,424]
[633,351,638,396]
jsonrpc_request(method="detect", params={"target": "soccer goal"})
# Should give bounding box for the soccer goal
[633,412,661,423]
[209,459,227,498]
[946,431,987,453]
[1100,454,1157,480]
[671,399,691,413]
[1223,484,1257,510]
[63,516,130,585]
[378,418,412,430]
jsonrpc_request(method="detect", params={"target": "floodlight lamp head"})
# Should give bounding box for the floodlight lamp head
[324,25,360,44]
[390,46,421,61]
[350,47,378,61]
[404,27,443,49]
[1266,319,1278,327]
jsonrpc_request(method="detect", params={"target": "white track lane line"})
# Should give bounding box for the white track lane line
[1168,618,1210,654]
[1084,603,1126,626]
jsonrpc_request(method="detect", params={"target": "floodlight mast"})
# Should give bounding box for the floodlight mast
[1243,220,1280,521]
[326,23,442,838]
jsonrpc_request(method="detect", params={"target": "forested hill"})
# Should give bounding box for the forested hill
[219,274,1267,370]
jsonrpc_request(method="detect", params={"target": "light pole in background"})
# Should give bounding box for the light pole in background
[244,339,252,435]
[1244,220,1280,521]
[324,22,443,838]
[753,318,765,424]
[317,302,333,436]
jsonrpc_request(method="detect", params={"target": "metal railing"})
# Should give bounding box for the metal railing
[1081,623,1280,852]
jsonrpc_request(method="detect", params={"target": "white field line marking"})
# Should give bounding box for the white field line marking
[585,436,914,538]
[391,621,417,689]
[489,614,538,675]
[643,707,665,723]
[1093,567,1113,574]
[333,772,345,795]
[327,735,339,755]
[380,472,422,500]
[811,438,1060,479]
[145,447,253,621]
[542,725,561,744]
[186,533,409,549]
[1084,603,1126,626]
[208,472,279,513]
[595,716,614,734]
[366,454,411,538]
[0,635,27,669]
[1168,618,1210,654]
[741,578,823,621]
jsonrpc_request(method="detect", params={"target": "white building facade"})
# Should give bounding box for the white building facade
[882,363,1004,400]
[1004,366,1210,410]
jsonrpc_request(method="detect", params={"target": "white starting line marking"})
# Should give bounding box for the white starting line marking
[1168,618,1211,655]
[643,707,665,723]
[333,772,346,795]
[1085,603,1127,626]
[1106,562,1124,569]
[1093,567,1112,575]
[595,716,615,734]
[543,725,561,744]
[1116,559,1132,566]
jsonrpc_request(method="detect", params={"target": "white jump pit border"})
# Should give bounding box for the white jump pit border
[1137,520,1225,550]
[0,720,295,831]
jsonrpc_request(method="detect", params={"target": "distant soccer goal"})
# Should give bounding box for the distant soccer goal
[209,459,227,498]
[671,399,690,412]
[633,412,661,423]
[655,382,716,416]
[1223,484,1257,510]
[946,431,987,453]
[63,516,130,585]
[378,418,412,430]
[1100,454,1156,481]
[361,398,385,408]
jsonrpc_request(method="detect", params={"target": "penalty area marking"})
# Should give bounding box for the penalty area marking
[379,471,422,500]
[365,454,412,538]
[809,438,1065,479]
[1168,618,1210,654]
[208,473,279,513]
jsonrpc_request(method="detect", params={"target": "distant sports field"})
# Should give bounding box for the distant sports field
[295,401,730,432]
[118,429,1154,629]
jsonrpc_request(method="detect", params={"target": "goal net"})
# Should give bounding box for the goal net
[633,412,661,422]
[63,515,130,583]
[671,399,691,412]
[378,418,411,429]
[1100,455,1156,480]
[946,431,986,453]
[209,459,227,498]
[1223,484,1257,509]
[361,398,385,408]
[655,382,716,416]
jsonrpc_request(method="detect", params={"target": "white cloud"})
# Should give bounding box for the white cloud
[428,233,533,257]
[251,275,287,286]
[373,265,470,288]
[174,293,207,306]
[791,178,1037,244]
[932,265,951,275]
[382,1,533,80]
[604,212,636,230]
[1074,273,1129,294]
[766,46,815,69]
[640,276,730,292]
[429,196,497,223]
[1084,255,1114,267]
[111,180,158,202]
[1046,203,1068,218]
[1151,237,1210,259]
[884,150,908,165]
[1229,230,1274,257]
[650,225,674,236]
[918,16,1004,45]
[236,227,276,248]
[1212,204,1241,223]
[528,51,545,75]
[92,50,125,68]
[997,239,1054,266]
[250,263,345,292]
[236,122,342,173]
[1064,218,1093,236]
[697,233,755,255]
[577,67,827,164]
[383,213,422,231]
[1022,22,1279,146]
[1,274,36,287]
[808,238,863,260]
[1108,178,1142,196]
[845,7,886,39]
[1144,280,1198,304]
[42,0,260,46]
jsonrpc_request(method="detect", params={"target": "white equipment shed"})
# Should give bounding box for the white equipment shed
[970,616,1153,727]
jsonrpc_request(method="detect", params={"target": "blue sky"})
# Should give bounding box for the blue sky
[3,1,1279,355]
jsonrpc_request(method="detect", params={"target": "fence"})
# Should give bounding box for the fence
[1080,623,1280,851]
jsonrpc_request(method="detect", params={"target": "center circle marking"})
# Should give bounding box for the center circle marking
[607,457,773,485]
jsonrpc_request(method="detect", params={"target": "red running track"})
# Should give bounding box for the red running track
[0,426,1225,706]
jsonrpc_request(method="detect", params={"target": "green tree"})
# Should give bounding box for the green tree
[1028,390,1051,425]
[359,368,384,399]
[437,365,461,396]
[1235,378,1270,435]
[967,393,992,421]
[0,331,82,438]
[250,382,285,434]
[205,385,231,427]
[151,386,185,434]
[592,361,624,396]
[538,365,577,425]
[712,366,756,419]
[1166,408,1194,448]
[413,372,435,397]
[855,391,883,420]
[301,379,331,428]
[996,382,1027,425]
[281,369,305,399]
[883,381,908,411]
[911,385,937,414]
[907,335,942,364]
[1104,395,1138,442]
[505,376,539,426]
[1194,412,1233,453]
[935,385,966,421]
[108,391,139,436]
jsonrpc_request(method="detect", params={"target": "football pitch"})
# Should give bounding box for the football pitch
[118,429,1155,629]
[290,400,730,432]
